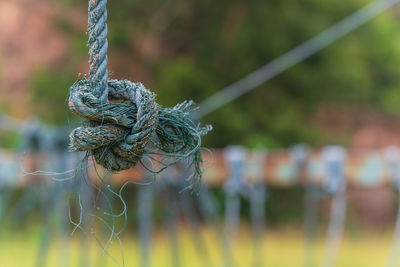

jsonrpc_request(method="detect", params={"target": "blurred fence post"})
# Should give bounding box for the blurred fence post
[179,167,214,267]
[223,146,247,267]
[223,146,246,241]
[162,167,182,267]
[198,183,225,267]
[52,130,73,267]
[384,146,400,267]
[247,148,267,267]
[25,123,52,267]
[77,165,94,267]
[321,146,347,267]
[289,144,318,267]
[138,179,154,267]
[0,150,17,230]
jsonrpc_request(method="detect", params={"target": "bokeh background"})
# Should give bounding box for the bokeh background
[2,0,400,266]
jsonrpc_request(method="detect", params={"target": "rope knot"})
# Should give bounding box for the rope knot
[69,77,160,171]
[69,77,212,188]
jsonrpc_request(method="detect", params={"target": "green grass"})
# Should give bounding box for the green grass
[0,225,395,267]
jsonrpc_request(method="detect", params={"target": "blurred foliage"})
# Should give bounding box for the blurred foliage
[0,131,21,149]
[30,67,74,125]
[30,0,400,147]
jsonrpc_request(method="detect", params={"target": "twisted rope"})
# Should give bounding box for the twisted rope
[68,0,211,188]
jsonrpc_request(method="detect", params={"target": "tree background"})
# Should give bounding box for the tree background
[1,0,400,149]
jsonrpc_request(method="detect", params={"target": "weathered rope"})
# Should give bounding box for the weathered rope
[68,0,211,188]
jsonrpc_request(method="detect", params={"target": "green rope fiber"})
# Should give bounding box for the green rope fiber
[68,0,211,189]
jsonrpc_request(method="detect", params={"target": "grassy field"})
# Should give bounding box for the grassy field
[0,225,396,267]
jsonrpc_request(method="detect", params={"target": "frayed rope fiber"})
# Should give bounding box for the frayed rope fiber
[68,0,211,188]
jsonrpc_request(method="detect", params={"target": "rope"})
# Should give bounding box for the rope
[68,0,211,188]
